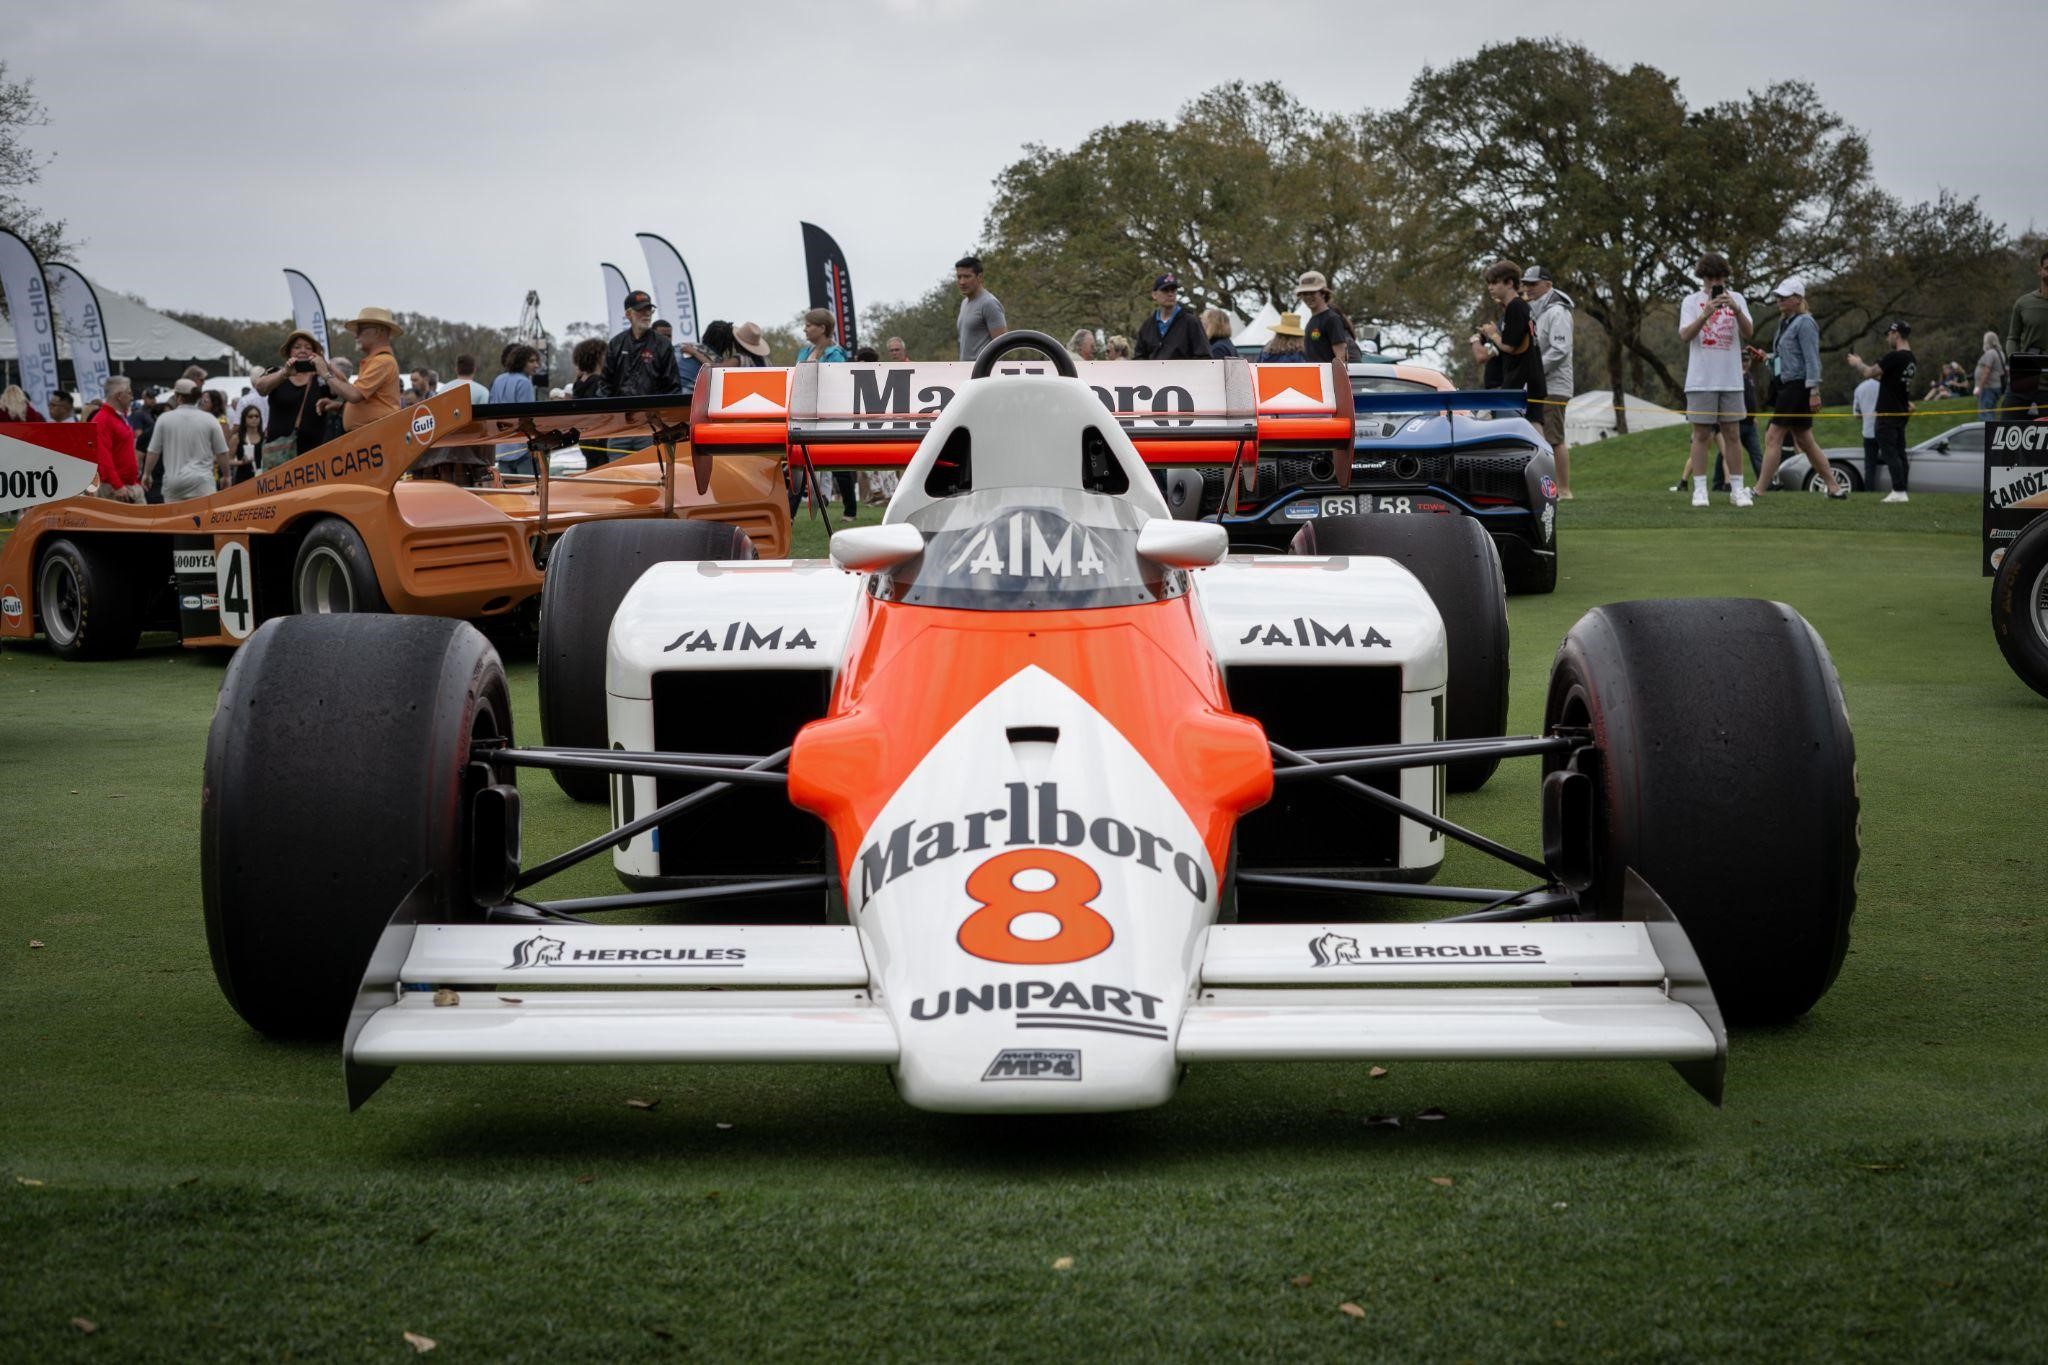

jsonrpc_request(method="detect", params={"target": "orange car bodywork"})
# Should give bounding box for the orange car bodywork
[788,593,1275,897]
[0,386,789,648]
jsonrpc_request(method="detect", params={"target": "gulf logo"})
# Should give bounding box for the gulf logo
[1,582,20,625]
[409,406,436,443]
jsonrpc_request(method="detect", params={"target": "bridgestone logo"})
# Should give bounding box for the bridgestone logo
[982,1048,1081,1081]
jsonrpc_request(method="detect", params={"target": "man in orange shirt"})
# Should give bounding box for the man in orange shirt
[320,307,404,431]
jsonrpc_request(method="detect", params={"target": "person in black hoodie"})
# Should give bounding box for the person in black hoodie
[1133,273,1209,359]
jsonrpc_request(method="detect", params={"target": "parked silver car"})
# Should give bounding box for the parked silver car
[1775,422,1986,495]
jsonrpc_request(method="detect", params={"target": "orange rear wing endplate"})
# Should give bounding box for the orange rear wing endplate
[688,359,1355,468]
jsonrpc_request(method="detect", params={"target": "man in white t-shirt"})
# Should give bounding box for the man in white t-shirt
[1850,374,1880,491]
[1678,251,1755,508]
[142,379,229,501]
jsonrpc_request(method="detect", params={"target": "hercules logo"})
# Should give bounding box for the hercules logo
[1309,932,1362,967]
[508,933,566,969]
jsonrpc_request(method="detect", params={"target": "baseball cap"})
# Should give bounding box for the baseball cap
[1885,319,1913,337]
[1772,276,1806,298]
[1521,264,1552,284]
[1293,270,1329,297]
[622,289,654,313]
[1153,273,1180,293]
[173,378,199,397]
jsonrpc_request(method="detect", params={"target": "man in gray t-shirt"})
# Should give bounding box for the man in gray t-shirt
[144,379,229,501]
[954,254,1007,361]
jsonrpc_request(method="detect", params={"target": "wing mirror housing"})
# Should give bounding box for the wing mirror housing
[1136,518,1228,568]
[1932,438,1949,452]
[830,522,925,572]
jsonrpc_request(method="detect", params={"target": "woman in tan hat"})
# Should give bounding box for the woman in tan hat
[324,307,404,431]
[731,321,772,366]
[249,329,335,464]
[1257,312,1308,362]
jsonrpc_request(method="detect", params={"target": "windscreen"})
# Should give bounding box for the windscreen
[875,487,1183,612]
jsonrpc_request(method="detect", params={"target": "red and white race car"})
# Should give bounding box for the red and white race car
[201,335,1860,1113]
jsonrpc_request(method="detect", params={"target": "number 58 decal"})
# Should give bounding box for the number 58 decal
[958,848,1113,965]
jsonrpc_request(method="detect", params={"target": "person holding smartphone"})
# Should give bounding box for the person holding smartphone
[1677,254,1755,507]
[249,330,334,465]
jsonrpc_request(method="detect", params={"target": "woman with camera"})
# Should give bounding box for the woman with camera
[249,330,335,468]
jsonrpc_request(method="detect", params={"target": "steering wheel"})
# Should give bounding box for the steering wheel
[969,329,1078,380]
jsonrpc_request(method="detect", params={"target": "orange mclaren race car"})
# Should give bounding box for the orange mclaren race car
[198,336,1858,1115]
[0,386,789,659]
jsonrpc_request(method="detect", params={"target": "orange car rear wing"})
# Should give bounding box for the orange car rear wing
[687,359,1355,468]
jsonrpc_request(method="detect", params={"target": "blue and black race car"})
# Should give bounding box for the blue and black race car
[1165,363,1559,594]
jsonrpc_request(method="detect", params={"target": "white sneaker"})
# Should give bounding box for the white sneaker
[1731,486,1754,508]
[1691,486,1709,508]
[1882,490,1908,504]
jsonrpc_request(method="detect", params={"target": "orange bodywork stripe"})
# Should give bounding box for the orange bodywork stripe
[788,596,1274,891]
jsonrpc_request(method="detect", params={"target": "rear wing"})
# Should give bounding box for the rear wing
[689,359,1356,467]
[1353,389,1528,415]
[1352,388,1532,446]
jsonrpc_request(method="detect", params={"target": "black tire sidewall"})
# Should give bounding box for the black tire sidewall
[291,517,388,615]
[201,615,509,1039]
[1545,599,1859,1023]
[37,537,139,661]
[1292,514,1510,790]
[1992,517,2048,699]
[538,519,756,802]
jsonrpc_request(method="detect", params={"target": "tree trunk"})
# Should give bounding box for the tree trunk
[1608,300,1629,435]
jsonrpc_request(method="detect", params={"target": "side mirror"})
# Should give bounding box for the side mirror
[830,522,924,572]
[1135,518,1228,569]
[1932,438,1949,452]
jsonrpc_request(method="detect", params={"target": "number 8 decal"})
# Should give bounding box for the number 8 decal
[958,848,1113,965]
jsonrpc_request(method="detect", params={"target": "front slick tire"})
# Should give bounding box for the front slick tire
[1992,516,2048,699]
[1545,599,1858,1024]
[1291,514,1510,791]
[538,518,757,802]
[202,615,511,1040]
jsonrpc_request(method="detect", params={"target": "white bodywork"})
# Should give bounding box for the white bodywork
[348,371,1724,1112]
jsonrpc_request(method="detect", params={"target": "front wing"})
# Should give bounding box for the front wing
[345,873,1724,1108]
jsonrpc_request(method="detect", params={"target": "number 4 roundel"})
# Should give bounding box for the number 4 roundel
[215,540,254,640]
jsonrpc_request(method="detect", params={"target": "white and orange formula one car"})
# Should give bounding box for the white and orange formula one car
[200,335,1860,1114]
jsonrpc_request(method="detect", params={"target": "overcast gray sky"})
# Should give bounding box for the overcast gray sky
[11,0,2039,338]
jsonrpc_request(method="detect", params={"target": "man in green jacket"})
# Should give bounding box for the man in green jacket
[2003,246,2048,417]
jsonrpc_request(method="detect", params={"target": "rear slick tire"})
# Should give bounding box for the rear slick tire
[1290,514,1510,791]
[201,615,511,1040]
[537,518,758,802]
[36,537,141,660]
[291,517,388,615]
[1544,598,1858,1024]
[1992,516,2048,699]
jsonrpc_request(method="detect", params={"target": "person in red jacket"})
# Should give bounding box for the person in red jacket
[90,376,143,501]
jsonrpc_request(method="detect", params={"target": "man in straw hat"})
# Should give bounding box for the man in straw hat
[324,307,405,431]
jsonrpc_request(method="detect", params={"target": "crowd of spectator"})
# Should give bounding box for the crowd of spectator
[8,243,2044,514]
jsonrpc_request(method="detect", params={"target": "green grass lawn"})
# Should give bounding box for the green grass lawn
[6,415,2048,1359]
